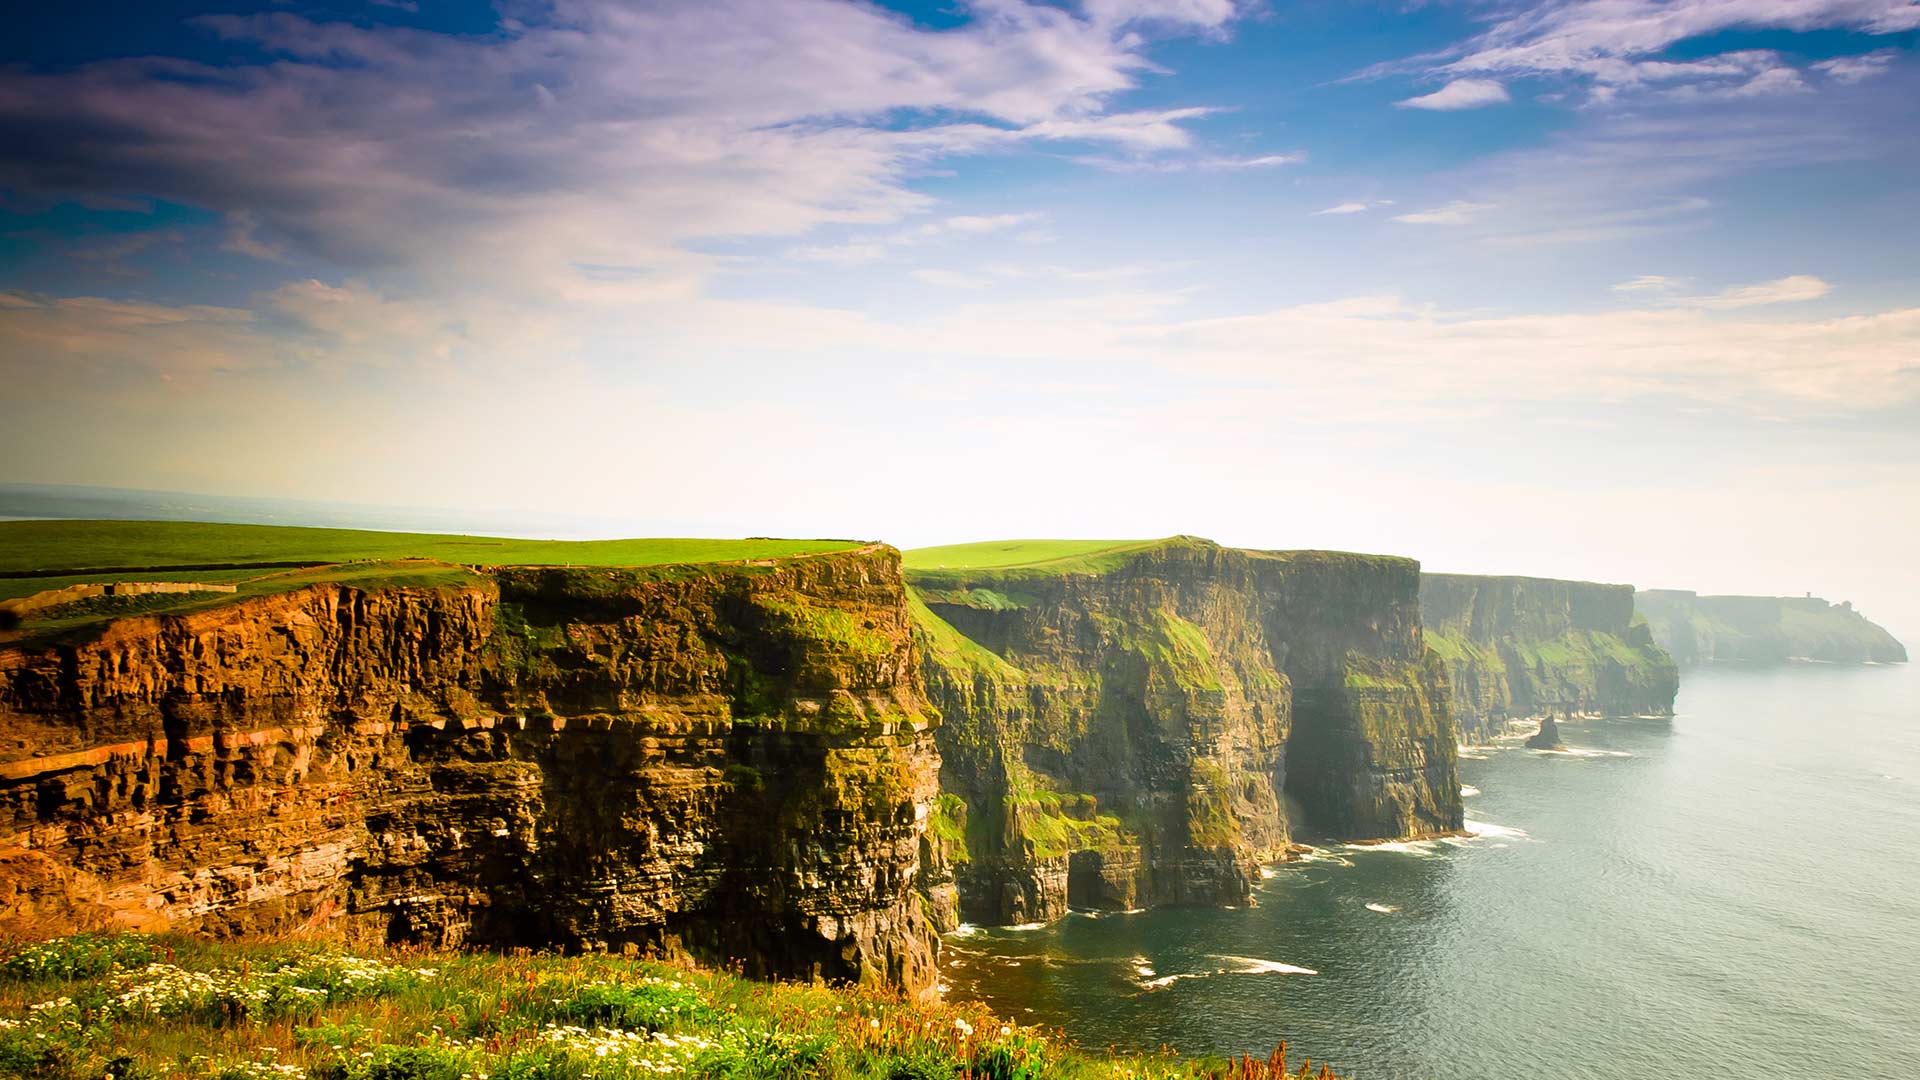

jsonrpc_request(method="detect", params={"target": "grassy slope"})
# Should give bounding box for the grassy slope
[0,520,864,578]
[0,521,867,643]
[0,934,1339,1080]
[902,538,1173,573]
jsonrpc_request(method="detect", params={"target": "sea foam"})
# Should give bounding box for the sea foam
[1137,954,1318,989]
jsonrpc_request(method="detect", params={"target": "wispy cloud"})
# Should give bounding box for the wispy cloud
[1073,150,1307,172]
[1681,275,1834,309]
[785,242,890,264]
[1386,0,1919,105]
[1312,200,1394,216]
[1814,50,1900,84]
[942,213,1049,234]
[1392,201,1494,225]
[911,268,991,290]
[1611,274,1686,295]
[1397,78,1510,110]
[1613,274,1834,308]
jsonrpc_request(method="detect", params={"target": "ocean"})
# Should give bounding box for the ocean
[941,662,1920,1079]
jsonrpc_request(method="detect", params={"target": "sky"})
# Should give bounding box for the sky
[2,0,1918,634]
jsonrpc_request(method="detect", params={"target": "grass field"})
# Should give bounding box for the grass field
[0,934,1335,1080]
[901,539,1177,574]
[0,521,866,578]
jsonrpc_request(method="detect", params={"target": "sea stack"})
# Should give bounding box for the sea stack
[1526,713,1567,751]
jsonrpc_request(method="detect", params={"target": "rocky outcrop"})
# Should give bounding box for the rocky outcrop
[909,538,1461,927]
[1525,714,1565,751]
[0,548,941,996]
[1636,590,1908,666]
[1420,574,1678,744]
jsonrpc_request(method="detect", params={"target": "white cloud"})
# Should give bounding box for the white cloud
[1613,274,1832,308]
[1075,150,1306,172]
[1392,201,1494,225]
[1398,0,1920,104]
[1679,274,1834,309]
[0,0,1252,299]
[785,242,890,264]
[1612,274,1686,294]
[1397,78,1511,110]
[911,269,991,290]
[1814,50,1900,83]
[1312,200,1393,215]
[943,212,1049,234]
[1081,0,1240,30]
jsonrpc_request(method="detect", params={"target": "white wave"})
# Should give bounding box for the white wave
[1464,818,1530,840]
[1218,955,1319,976]
[1130,957,1156,978]
[1460,785,1481,797]
[1003,922,1048,932]
[949,924,980,938]
[1137,954,1317,990]
[1341,838,1442,857]
[1539,746,1632,758]
[1364,902,1398,914]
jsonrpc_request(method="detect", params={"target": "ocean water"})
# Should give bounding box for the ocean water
[941,663,1920,1079]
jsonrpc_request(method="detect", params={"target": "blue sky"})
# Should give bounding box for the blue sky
[3,0,1918,631]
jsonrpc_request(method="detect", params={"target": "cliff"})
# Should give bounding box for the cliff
[1420,574,1678,744]
[0,547,941,996]
[1636,590,1908,665]
[906,538,1462,928]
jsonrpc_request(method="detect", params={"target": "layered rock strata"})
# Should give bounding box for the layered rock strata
[909,538,1462,928]
[0,549,940,995]
[1420,574,1678,744]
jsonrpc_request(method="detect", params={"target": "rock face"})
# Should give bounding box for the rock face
[1420,574,1678,744]
[0,548,941,996]
[1525,714,1565,751]
[1636,590,1908,666]
[909,538,1462,928]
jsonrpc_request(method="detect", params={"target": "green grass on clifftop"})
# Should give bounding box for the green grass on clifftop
[0,933,1348,1080]
[902,538,1174,573]
[0,520,865,579]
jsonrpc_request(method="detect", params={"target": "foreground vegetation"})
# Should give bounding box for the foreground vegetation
[0,934,1338,1080]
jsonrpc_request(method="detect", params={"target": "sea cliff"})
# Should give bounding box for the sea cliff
[1420,574,1678,743]
[1636,590,1907,665]
[0,547,940,995]
[908,538,1462,928]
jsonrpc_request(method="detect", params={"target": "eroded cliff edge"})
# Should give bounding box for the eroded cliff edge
[0,547,941,995]
[907,538,1462,929]
[1420,573,1678,744]
[1636,590,1908,665]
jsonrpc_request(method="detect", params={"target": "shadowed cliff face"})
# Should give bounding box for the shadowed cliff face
[1636,590,1908,666]
[1420,574,1678,743]
[0,548,941,996]
[909,540,1462,928]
